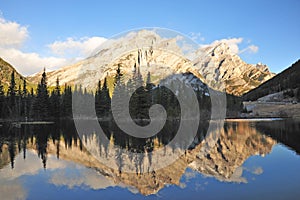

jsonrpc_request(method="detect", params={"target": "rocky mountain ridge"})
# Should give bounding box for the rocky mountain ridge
[27,30,274,96]
[0,57,27,88]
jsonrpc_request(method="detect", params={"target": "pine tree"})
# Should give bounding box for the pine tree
[95,80,102,117]
[112,65,126,120]
[33,68,50,120]
[17,84,22,117]
[145,71,154,114]
[114,64,124,87]
[129,63,146,120]
[22,80,29,119]
[8,71,16,97]
[23,80,27,96]
[132,63,143,88]
[50,77,61,118]
[0,81,5,118]
[99,77,111,118]
[61,84,72,118]
[7,71,16,116]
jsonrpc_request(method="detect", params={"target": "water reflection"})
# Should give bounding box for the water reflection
[0,119,300,198]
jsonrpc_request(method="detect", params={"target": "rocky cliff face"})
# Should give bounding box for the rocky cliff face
[194,43,275,95]
[27,30,274,96]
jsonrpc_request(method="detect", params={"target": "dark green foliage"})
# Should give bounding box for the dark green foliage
[1,61,242,121]
[0,81,5,118]
[243,60,300,101]
[49,77,61,118]
[21,80,30,119]
[61,84,72,118]
[32,69,50,120]
[0,69,75,120]
[283,89,295,98]
[7,71,17,115]
[95,78,111,119]
[297,89,300,101]
[226,94,243,117]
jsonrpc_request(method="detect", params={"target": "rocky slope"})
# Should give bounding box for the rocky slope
[243,59,300,101]
[0,57,26,88]
[27,30,274,96]
[194,43,275,95]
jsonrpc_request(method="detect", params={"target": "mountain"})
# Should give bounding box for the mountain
[0,57,26,88]
[243,59,300,101]
[28,30,274,96]
[193,43,275,96]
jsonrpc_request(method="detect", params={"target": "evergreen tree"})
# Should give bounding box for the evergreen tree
[114,64,124,87]
[132,63,143,88]
[7,71,17,116]
[22,80,29,119]
[0,81,5,118]
[32,68,50,120]
[112,64,126,120]
[145,71,154,103]
[99,78,111,118]
[17,84,22,117]
[23,79,27,96]
[8,71,16,97]
[146,72,152,90]
[95,80,102,117]
[50,77,61,118]
[61,84,72,118]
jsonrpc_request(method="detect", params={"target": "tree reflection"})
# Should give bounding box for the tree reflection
[0,119,299,195]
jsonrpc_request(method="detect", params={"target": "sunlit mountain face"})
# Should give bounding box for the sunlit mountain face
[27,30,274,96]
[1,119,299,198]
[0,28,299,200]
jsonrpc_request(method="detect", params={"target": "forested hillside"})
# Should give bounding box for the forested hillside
[243,60,300,101]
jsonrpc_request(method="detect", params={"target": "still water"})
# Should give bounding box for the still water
[0,119,299,200]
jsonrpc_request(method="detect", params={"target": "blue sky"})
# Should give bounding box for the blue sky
[0,0,299,75]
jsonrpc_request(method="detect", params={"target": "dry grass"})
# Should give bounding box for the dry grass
[244,102,300,118]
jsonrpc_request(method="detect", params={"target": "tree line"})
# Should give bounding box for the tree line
[94,64,214,121]
[0,69,72,121]
[243,59,300,101]
[0,64,242,121]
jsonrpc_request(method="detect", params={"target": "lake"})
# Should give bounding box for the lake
[0,118,299,200]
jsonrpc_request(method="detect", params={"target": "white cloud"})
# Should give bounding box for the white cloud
[0,47,72,75]
[189,32,205,42]
[0,150,68,180]
[239,44,259,54]
[48,36,107,58]
[50,167,116,190]
[210,37,243,54]
[244,166,263,175]
[0,180,27,200]
[0,15,258,76]
[0,16,106,76]
[208,37,259,55]
[0,17,28,48]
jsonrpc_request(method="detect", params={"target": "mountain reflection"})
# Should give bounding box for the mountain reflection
[0,119,299,195]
